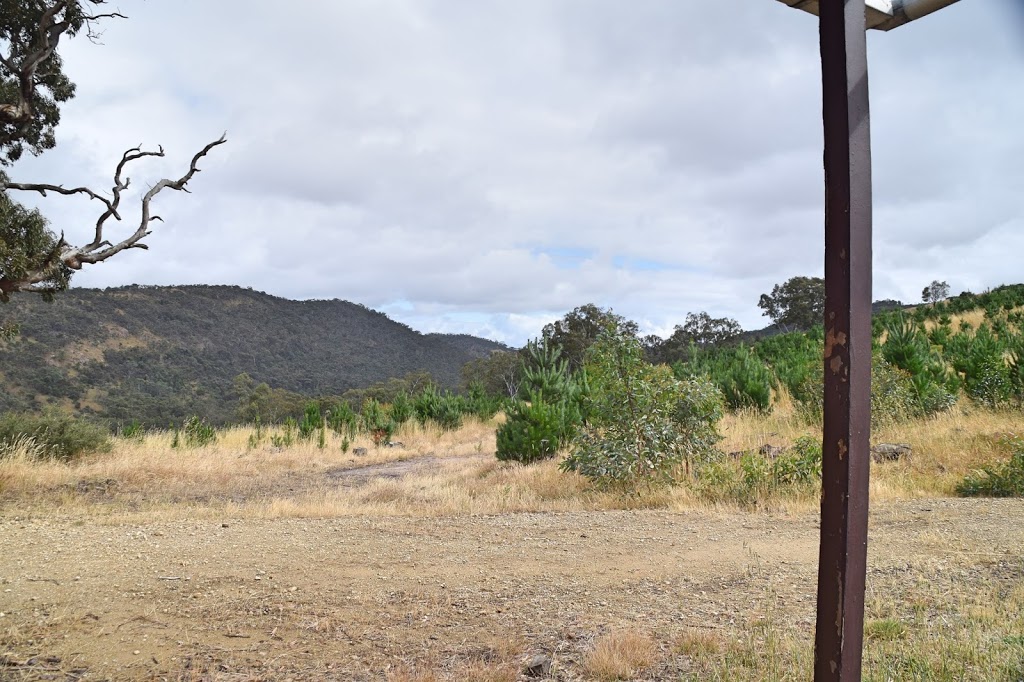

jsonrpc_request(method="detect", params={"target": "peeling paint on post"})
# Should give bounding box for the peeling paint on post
[814,0,873,680]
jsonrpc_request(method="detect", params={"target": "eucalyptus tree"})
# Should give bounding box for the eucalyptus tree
[0,0,225,302]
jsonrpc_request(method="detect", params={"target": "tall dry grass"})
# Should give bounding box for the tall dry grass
[1,399,1020,520]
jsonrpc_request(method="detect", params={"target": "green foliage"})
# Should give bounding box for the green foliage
[0,286,500,426]
[465,382,500,421]
[298,402,322,441]
[460,350,520,398]
[361,398,395,446]
[247,416,263,450]
[412,385,465,431]
[0,1,94,164]
[882,315,958,416]
[561,331,723,486]
[270,418,296,448]
[957,437,1024,497]
[757,276,825,332]
[389,391,413,425]
[792,353,934,428]
[495,398,570,464]
[921,280,950,304]
[179,415,217,448]
[541,303,640,371]
[495,338,585,464]
[869,358,918,427]
[118,419,145,441]
[0,186,72,302]
[944,323,1017,408]
[326,400,358,436]
[679,344,774,411]
[646,312,742,365]
[771,436,823,486]
[693,438,822,505]
[0,411,110,461]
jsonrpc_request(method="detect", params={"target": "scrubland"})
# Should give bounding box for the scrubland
[1,403,1022,680]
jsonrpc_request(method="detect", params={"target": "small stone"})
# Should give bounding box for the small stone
[871,443,912,463]
[523,653,551,678]
[133,650,140,655]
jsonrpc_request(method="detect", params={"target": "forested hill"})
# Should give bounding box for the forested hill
[0,285,507,424]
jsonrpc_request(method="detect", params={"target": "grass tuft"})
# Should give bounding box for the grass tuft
[583,630,659,681]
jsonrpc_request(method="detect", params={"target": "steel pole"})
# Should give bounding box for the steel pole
[814,0,873,680]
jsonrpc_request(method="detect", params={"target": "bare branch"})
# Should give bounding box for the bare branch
[0,134,227,296]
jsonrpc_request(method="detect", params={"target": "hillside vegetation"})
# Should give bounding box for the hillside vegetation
[0,285,506,425]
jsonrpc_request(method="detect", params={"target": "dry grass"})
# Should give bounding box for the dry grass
[1,400,1021,521]
[583,630,660,681]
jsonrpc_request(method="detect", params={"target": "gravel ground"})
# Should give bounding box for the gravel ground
[1,498,1022,680]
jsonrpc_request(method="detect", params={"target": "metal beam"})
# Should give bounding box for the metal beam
[776,0,962,30]
[814,0,873,679]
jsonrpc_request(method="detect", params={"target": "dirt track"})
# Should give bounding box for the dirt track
[1,498,1023,680]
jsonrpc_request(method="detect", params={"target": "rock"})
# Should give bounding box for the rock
[353,447,368,457]
[871,443,912,462]
[522,653,552,678]
[385,441,405,448]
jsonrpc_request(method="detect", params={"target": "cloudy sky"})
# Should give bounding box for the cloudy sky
[11,0,1024,346]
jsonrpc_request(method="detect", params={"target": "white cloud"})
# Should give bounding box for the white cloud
[6,0,1023,346]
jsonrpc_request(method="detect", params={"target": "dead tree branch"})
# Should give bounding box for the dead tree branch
[0,134,227,297]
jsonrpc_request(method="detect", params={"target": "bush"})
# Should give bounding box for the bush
[495,398,569,464]
[298,402,322,441]
[692,437,822,505]
[327,401,358,437]
[678,344,774,412]
[495,340,586,464]
[795,354,951,427]
[179,415,217,447]
[882,316,959,415]
[0,411,111,461]
[361,398,395,446]
[957,437,1024,497]
[389,391,413,425]
[118,419,145,441]
[772,436,823,487]
[562,331,723,486]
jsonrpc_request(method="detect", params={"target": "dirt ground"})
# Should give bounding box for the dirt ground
[2,494,1022,681]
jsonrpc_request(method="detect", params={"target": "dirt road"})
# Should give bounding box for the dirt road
[2,498,1022,680]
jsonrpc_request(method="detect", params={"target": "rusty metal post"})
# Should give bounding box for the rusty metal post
[814,0,873,680]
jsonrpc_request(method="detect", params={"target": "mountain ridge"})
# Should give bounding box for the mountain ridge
[0,284,508,424]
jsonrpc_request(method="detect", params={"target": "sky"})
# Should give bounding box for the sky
[9,0,1024,346]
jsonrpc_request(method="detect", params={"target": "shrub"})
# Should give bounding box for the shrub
[678,344,774,412]
[882,315,958,415]
[495,339,586,464]
[772,436,822,487]
[361,398,395,446]
[495,397,571,464]
[796,354,950,427]
[389,391,413,425]
[327,401,358,437]
[466,382,501,421]
[298,402,322,441]
[692,437,822,505]
[562,331,723,485]
[957,437,1024,497]
[119,419,145,441]
[270,417,296,448]
[0,411,111,461]
[945,323,1013,408]
[180,415,217,447]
